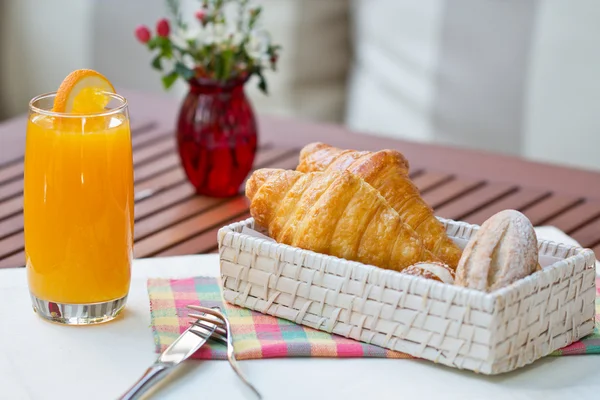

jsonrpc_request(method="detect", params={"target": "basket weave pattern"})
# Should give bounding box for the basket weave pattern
[218,217,596,374]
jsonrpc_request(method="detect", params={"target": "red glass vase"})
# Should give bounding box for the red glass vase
[176,77,257,197]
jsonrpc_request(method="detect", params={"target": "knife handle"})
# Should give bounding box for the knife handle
[118,363,170,400]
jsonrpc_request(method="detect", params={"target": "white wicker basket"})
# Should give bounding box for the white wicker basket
[217,217,596,374]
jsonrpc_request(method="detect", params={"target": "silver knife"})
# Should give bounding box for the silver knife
[118,321,217,399]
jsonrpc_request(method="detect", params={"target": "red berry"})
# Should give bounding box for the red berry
[134,25,151,44]
[195,10,206,22]
[156,18,170,37]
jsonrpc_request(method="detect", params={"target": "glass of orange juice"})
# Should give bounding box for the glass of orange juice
[24,72,133,325]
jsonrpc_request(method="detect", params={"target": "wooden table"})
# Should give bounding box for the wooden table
[2,90,600,269]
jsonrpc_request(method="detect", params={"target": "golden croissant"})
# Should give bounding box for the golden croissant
[297,142,462,268]
[245,168,439,272]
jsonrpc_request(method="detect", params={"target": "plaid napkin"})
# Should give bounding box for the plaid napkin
[147,276,600,360]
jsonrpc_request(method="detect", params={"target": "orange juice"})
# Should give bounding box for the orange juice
[24,113,134,304]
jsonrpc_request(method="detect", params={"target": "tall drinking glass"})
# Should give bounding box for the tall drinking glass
[24,92,134,325]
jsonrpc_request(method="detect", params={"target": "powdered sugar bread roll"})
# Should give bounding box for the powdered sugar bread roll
[455,209,539,292]
[402,262,455,284]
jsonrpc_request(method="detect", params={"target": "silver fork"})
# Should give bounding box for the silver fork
[187,305,262,399]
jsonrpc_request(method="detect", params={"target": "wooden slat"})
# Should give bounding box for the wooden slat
[0,163,22,184]
[135,182,196,220]
[156,212,251,257]
[0,196,22,220]
[0,231,23,256]
[0,251,24,269]
[134,196,249,258]
[252,147,299,170]
[133,153,181,182]
[0,157,23,169]
[407,169,424,180]
[435,183,517,221]
[135,168,187,195]
[128,120,161,136]
[132,137,175,165]
[135,147,296,220]
[130,120,159,133]
[412,172,453,193]
[542,201,600,233]
[130,128,171,148]
[0,214,22,239]
[519,195,583,226]
[135,196,223,240]
[462,189,550,225]
[421,178,484,209]
[566,217,600,248]
[0,178,24,201]
[134,153,299,241]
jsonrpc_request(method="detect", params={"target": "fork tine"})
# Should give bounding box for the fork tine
[190,323,227,344]
[188,313,226,328]
[187,305,226,321]
[189,324,228,344]
[189,320,227,337]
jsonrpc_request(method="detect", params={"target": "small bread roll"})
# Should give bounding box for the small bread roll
[402,262,455,284]
[455,210,539,292]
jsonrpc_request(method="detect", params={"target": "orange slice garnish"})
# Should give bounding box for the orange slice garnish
[52,69,116,114]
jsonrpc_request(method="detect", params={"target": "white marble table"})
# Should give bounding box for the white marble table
[1,228,600,400]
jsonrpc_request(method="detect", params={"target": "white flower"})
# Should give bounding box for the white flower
[228,30,245,46]
[245,29,270,59]
[169,26,208,49]
[205,22,228,45]
[170,33,188,49]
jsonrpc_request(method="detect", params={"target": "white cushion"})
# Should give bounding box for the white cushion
[346,0,600,171]
[245,0,350,123]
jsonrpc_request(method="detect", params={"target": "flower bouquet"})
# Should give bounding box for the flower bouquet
[135,0,281,197]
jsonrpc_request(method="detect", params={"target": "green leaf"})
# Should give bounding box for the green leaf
[221,48,234,80]
[248,6,262,29]
[252,7,262,18]
[175,62,195,80]
[147,37,160,50]
[157,36,169,47]
[214,52,223,80]
[165,46,174,59]
[256,69,268,94]
[162,70,179,89]
[151,55,163,71]
[158,38,173,59]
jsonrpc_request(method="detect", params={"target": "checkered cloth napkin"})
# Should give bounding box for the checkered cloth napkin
[147,276,600,360]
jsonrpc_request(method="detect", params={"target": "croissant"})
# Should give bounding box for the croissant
[245,168,439,272]
[297,143,462,268]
